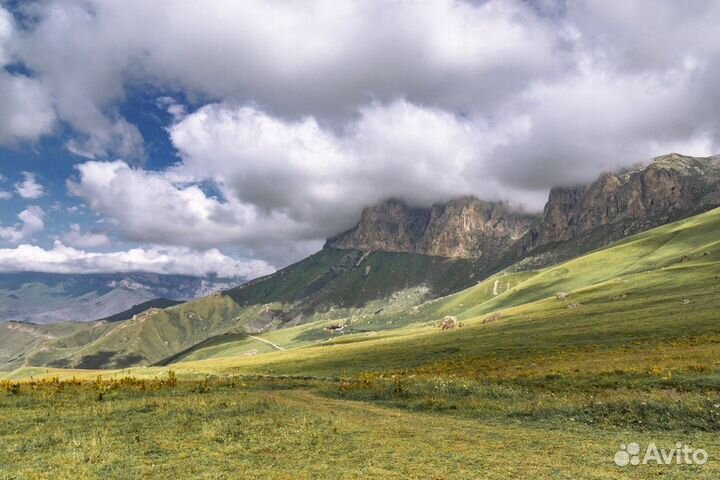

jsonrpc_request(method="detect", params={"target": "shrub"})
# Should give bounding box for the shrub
[167,370,178,388]
[3,381,21,396]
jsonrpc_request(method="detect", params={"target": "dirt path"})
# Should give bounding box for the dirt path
[246,335,285,351]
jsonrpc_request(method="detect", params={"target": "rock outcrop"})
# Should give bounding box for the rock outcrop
[326,197,538,262]
[524,153,720,250]
[326,153,720,264]
[418,198,536,258]
[327,199,432,254]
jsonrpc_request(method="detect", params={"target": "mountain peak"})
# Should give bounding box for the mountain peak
[327,154,720,266]
[326,196,538,262]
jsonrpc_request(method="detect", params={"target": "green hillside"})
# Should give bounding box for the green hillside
[0,248,480,370]
[160,205,720,374]
[12,204,718,377]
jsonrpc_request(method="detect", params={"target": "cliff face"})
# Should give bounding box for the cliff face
[417,199,536,258]
[326,153,720,262]
[528,153,720,249]
[326,197,537,261]
[327,199,431,254]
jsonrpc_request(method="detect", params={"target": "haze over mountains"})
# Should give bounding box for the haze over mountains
[0,273,238,325]
[0,153,718,371]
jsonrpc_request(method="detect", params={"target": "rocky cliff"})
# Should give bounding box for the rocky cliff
[326,197,538,262]
[524,153,720,250]
[327,153,720,263]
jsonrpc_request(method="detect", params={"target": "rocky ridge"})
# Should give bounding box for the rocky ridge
[327,153,720,262]
[326,197,537,264]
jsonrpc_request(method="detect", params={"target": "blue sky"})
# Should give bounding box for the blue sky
[0,91,179,248]
[0,0,718,278]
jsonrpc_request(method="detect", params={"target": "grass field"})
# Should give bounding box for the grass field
[2,208,720,478]
[2,374,719,479]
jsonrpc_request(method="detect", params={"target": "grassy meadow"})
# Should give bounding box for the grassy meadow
[3,208,720,478]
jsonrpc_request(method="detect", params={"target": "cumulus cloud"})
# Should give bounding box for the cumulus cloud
[0,242,274,278]
[15,172,45,199]
[60,224,111,249]
[0,206,45,243]
[67,158,328,262]
[69,101,545,261]
[490,60,718,188]
[3,0,717,175]
[0,6,56,144]
[0,72,56,144]
[7,0,563,157]
[3,0,720,268]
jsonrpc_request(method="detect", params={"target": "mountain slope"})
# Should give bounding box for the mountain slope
[163,205,720,374]
[12,205,719,382]
[97,298,184,323]
[0,248,482,370]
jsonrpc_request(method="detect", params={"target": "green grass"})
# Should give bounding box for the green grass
[2,376,720,479]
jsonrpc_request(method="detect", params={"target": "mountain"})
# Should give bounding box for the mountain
[164,204,720,370]
[9,201,720,377]
[0,272,239,324]
[327,197,538,263]
[1,152,718,371]
[0,249,481,370]
[523,153,720,249]
[330,153,720,269]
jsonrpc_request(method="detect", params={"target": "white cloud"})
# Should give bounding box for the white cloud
[67,159,324,260]
[171,99,540,208]
[68,100,545,263]
[490,60,719,188]
[8,0,561,157]
[0,72,56,144]
[0,206,45,243]
[0,242,274,278]
[0,6,57,144]
[2,0,718,169]
[60,223,111,249]
[15,172,45,199]
[2,0,720,268]
[0,6,12,66]
[3,0,716,173]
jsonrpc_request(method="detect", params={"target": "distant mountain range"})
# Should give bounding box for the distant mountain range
[1,152,718,371]
[0,272,239,325]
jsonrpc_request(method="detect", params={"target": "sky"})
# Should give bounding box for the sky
[0,0,718,278]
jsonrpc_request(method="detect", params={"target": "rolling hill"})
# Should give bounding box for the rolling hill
[4,203,718,377]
